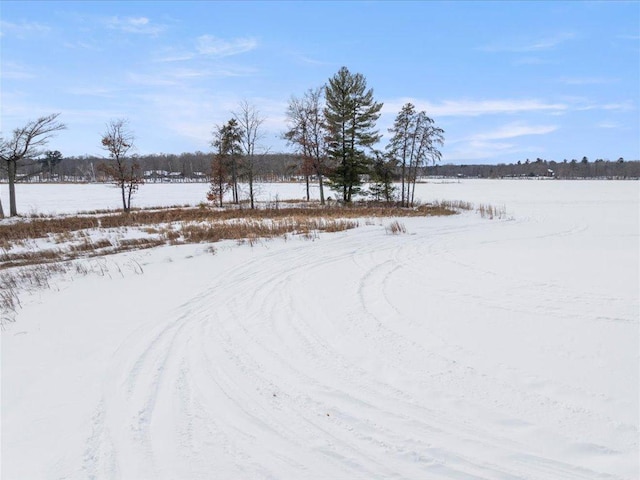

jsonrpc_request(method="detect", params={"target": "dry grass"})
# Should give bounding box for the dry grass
[0,203,455,243]
[385,220,407,235]
[1,262,68,325]
[476,203,507,219]
[0,200,509,272]
[1,199,508,325]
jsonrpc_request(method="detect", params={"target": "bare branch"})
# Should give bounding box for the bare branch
[1,113,66,163]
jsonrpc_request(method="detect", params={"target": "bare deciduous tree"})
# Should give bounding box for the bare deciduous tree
[233,100,265,209]
[0,113,66,217]
[284,87,330,204]
[98,119,142,213]
[387,103,444,207]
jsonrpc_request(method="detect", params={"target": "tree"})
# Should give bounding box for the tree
[284,87,331,204]
[233,100,265,209]
[39,150,64,181]
[208,119,242,207]
[386,103,414,206]
[387,103,444,207]
[369,151,397,203]
[324,66,383,202]
[407,112,444,206]
[219,118,242,205]
[98,119,142,213]
[0,113,66,217]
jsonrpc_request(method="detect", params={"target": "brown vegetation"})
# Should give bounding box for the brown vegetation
[0,202,458,270]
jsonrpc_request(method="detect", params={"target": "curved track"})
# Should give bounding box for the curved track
[3,182,638,479]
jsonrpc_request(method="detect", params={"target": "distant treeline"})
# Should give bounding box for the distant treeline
[1,152,638,183]
[1,152,300,183]
[426,157,640,179]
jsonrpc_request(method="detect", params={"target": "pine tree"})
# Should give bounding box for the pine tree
[324,67,382,202]
[209,119,242,205]
[369,151,397,203]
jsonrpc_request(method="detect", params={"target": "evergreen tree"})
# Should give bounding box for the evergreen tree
[324,66,382,202]
[210,119,243,204]
[369,151,397,203]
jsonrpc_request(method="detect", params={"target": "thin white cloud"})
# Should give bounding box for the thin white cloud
[0,62,36,80]
[598,121,619,129]
[618,34,640,40]
[155,52,195,62]
[441,122,557,162]
[126,65,257,88]
[445,140,521,162]
[296,55,331,66]
[470,123,558,142]
[383,98,568,117]
[196,35,257,57]
[601,102,634,111]
[480,32,576,53]
[63,41,102,51]
[575,101,635,112]
[0,20,51,37]
[67,86,118,98]
[558,76,616,85]
[513,57,549,66]
[127,72,179,87]
[104,16,165,35]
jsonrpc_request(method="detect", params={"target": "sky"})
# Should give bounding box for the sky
[1,1,639,164]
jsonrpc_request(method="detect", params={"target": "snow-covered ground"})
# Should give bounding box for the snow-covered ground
[2,180,638,479]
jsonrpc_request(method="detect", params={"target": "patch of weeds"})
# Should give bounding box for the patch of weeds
[385,220,407,235]
[476,203,507,219]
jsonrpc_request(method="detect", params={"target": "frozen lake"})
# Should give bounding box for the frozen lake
[2,179,638,479]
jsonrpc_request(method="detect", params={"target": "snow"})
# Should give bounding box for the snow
[1,180,638,479]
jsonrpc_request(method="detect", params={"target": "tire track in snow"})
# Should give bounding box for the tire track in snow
[83,217,633,479]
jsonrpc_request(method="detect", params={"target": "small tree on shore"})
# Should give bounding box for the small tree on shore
[98,119,142,213]
[209,119,242,206]
[38,150,64,181]
[284,86,330,204]
[388,103,444,207]
[0,113,66,217]
[233,100,265,209]
[369,151,397,203]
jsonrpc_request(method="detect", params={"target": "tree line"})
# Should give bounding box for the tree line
[428,157,640,180]
[2,66,638,218]
[207,67,445,209]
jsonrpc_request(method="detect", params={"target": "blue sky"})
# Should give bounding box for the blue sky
[1,1,639,164]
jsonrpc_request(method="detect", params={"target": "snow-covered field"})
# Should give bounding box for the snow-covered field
[2,180,638,479]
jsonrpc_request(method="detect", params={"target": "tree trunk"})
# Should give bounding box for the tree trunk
[127,183,134,212]
[401,159,406,207]
[0,194,4,219]
[8,159,18,216]
[305,174,310,202]
[249,169,255,209]
[120,183,128,212]
[231,158,238,204]
[318,174,325,205]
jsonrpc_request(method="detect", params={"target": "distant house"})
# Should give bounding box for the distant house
[143,170,169,182]
[168,171,184,182]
